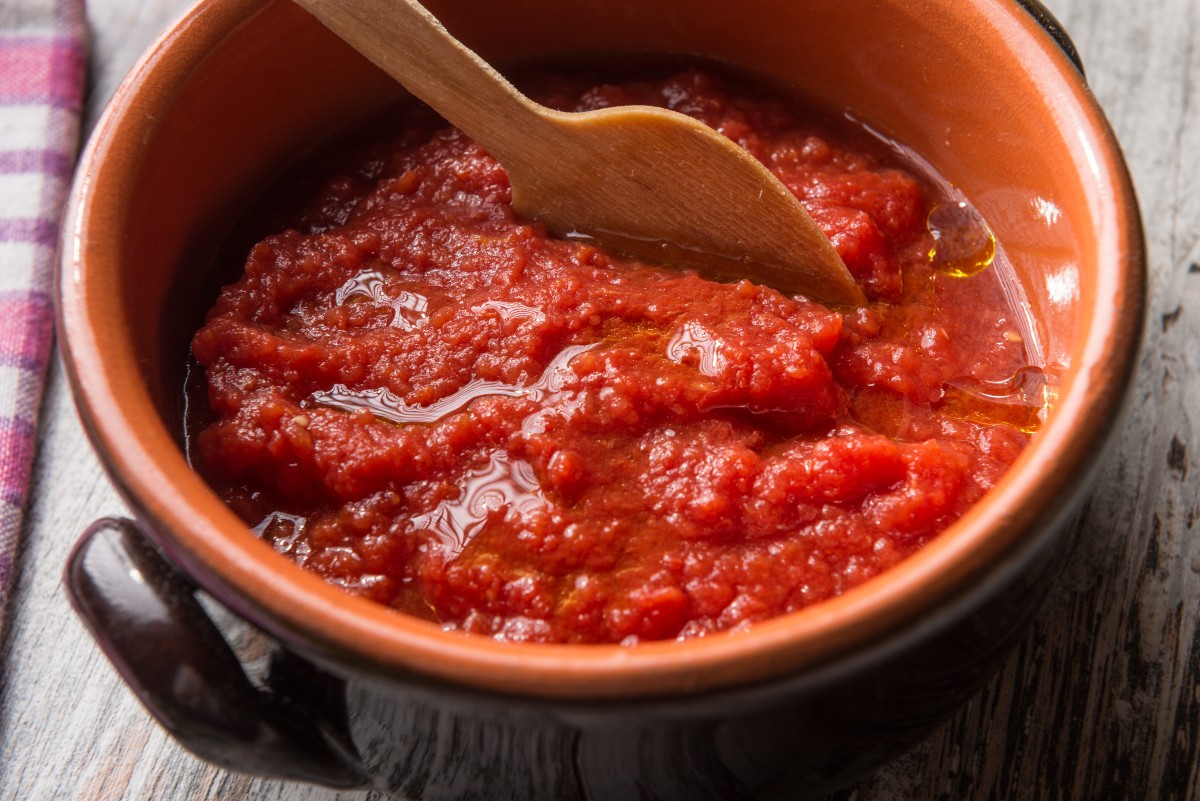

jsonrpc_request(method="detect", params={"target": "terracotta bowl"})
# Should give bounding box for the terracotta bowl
[58,0,1144,797]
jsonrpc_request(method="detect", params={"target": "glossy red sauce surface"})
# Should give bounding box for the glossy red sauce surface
[191,70,1036,644]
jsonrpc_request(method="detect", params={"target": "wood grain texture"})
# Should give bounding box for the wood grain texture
[0,0,1195,798]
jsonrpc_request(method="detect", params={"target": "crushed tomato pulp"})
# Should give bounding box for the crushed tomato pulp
[191,69,1041,644]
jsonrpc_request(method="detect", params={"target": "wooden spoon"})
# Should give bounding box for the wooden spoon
[293,0,866,307]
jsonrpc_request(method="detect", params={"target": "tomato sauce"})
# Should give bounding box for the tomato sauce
[191,69,1038,644]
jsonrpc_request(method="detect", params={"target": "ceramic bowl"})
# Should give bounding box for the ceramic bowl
[58,0,1144,798]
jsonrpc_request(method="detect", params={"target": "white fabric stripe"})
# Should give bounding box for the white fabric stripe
[0,172,45,217]
[0,106,53,151]
[0,2,61,34]
[0,241,51,294]
[0,105,78,152]
[0,503,21,554]
[0,363,47,422]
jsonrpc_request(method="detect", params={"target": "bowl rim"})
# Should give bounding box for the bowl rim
[57,0,1146,698]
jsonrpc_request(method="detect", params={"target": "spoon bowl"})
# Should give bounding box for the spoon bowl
[293,0,865,306]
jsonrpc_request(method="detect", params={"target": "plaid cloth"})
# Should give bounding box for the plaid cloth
[0,0,86,629]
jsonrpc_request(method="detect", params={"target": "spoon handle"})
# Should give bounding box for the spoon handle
[293,0,546,161]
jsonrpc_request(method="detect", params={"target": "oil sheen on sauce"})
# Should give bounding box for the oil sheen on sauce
[188,68,1043,645]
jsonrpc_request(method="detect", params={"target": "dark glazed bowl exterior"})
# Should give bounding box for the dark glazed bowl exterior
[57,0,1145,797]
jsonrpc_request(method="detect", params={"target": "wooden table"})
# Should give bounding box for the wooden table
[2,0,1196,798]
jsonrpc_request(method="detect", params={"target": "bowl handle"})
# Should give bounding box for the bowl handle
[1015,0,1085,77]
[63,517,368,789]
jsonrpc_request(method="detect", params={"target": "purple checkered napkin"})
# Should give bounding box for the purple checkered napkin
[0,0,87,630]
